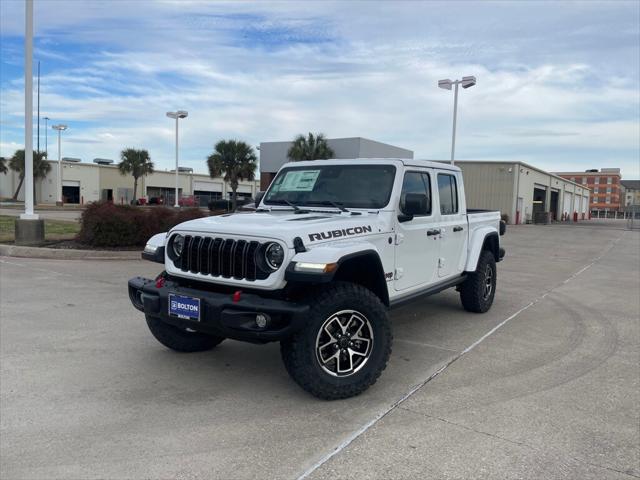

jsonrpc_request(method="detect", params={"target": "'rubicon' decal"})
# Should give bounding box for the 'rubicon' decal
[308,225,372,242]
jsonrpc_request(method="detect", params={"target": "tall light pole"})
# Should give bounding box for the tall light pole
[21,0,36,220]
[166,110,188,207]
[438,76,476,165]
[44,116,50,157]
[52,124,67,206]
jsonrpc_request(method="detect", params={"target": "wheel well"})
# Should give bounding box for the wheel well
[482,233,500,261]
[333,252,389,306]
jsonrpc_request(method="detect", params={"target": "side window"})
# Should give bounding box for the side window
[438,173,459,215]
[400,171,431,216]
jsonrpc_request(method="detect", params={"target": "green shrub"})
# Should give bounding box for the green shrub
[78,202,205,247]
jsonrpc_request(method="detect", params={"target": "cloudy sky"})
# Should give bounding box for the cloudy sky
[1,0,639,177]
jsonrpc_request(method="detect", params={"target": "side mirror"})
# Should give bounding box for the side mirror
[254,191,265,208]
[399,193,428,223]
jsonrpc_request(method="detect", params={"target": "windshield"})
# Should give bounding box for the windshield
[264,164,397,209]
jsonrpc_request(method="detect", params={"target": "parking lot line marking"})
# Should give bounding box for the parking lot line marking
[296,234,624,480]
[394,338,458,352]
[0,258,73,277]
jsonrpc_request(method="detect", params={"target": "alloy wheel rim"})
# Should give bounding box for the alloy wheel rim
[315,310,374,377]
[484,264,493,300]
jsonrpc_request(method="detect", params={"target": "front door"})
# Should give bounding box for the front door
[394,170,440,291]
[436,172,467,278]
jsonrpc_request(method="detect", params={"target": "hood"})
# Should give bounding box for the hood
[171,210,388,248]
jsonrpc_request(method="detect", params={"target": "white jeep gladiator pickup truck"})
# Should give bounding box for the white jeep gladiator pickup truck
[129,158,505,399]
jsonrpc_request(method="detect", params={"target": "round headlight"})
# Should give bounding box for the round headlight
[172,234,184,257]
[264,242,285,270]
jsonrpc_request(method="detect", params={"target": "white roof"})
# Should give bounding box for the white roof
[280,158,461,172]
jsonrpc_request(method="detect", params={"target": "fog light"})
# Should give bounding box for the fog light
[256,313,270,328]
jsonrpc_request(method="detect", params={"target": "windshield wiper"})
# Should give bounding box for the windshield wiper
[270,199,309,214]
[307,201,362,215]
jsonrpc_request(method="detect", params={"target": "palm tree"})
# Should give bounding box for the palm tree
[9,149,50,200]
[287,132,334,161]
[207,140,257,212]
[118,148,154,203]
[0,157,7,175]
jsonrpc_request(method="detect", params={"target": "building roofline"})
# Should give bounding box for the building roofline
[448,160,590,191]
[43,159,259,184]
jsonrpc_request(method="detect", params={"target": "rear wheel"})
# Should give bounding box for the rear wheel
[280,282,392,400]
[460,250,496,313]
[145,315,225,352]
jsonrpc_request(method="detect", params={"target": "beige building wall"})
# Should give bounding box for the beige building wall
[456,161,590,224]
[455,162,515,218]
[1,161,259,205]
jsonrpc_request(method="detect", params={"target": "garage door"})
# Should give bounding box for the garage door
[193,181,222,192]
[575,195,581,214]
[62,180,80,187]
[563,192,573,215]
[236,185,253,194]
[582,196,589,214]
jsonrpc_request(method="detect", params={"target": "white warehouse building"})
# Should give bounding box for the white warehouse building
[454,161,591,224]
[0,160,260,206]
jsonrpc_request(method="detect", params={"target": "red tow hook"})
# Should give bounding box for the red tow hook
[232,290,242,303]
[155,276,166,288]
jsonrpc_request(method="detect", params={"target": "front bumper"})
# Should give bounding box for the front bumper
[128,277,310,343]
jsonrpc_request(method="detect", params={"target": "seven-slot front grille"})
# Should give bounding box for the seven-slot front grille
[175,236,269,281]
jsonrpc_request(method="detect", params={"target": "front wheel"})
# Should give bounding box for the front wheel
[145,315,225,352]
[280,282,392,400]
[460,250,497,313]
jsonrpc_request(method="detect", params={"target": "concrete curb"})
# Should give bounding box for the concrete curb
[0,244,141,260]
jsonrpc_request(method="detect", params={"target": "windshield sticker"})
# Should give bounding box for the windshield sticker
[279,170,321,192]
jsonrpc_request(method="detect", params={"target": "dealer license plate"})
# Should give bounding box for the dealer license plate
[168,294,201,321]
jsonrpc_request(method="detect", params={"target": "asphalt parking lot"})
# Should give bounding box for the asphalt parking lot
[1,222,638,479]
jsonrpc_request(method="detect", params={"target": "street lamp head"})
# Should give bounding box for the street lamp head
[438,79,453,90]
[167,110,188,119]
[461,75,476,89]
[52,124,67,131]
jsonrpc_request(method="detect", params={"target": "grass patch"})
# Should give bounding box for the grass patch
[0,215,80,242]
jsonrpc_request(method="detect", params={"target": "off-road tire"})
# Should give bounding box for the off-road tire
[280,282,392,400]
[145,315,225,352]
[460,250,497,313]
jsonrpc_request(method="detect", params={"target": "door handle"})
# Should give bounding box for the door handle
[453,226,464,232]
[427,229,441,236]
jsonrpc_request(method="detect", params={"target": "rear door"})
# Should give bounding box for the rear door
[394,169,440,291]
[436,171,467,278]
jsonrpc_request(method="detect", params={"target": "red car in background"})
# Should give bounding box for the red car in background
[178,195,197,207]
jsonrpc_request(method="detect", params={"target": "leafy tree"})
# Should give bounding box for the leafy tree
[9,149,50,200]
[118,148,154,203]
[287,132,334,161]
[207,140,257,212]
[0,157,7,175]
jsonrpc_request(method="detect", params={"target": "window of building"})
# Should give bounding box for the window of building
[595,176,600,184]
[570,177,575,182]
[606,196,611,204]
[606,187,611,193]
[607,177,612,184]
[582,177,587,184]
[594,187,599,193]
[437,173,459,215]
[400,171,432,216]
